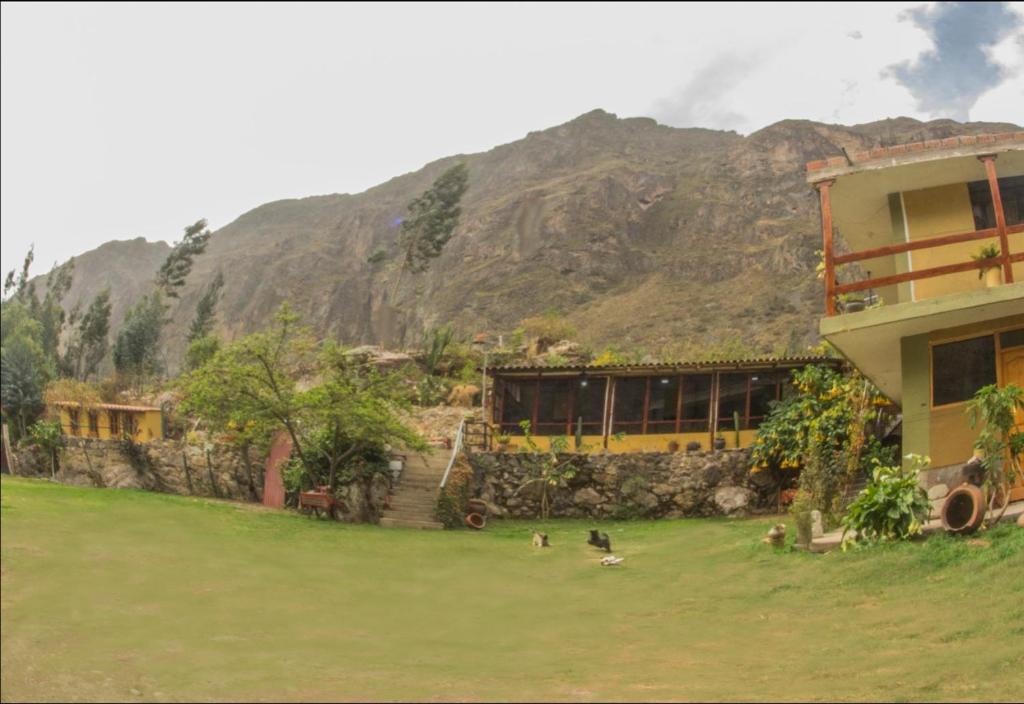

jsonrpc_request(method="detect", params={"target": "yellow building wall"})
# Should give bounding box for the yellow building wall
[903,183,1023,301]
[54,406,163,443]
[501,430,759,454]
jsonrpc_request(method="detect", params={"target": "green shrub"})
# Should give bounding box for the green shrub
[434,464,471,529]
[841,455,931,546]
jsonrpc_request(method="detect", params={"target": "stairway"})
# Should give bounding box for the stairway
[379,451,447,529]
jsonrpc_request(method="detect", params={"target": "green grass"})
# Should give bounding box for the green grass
[2,477,1022,702]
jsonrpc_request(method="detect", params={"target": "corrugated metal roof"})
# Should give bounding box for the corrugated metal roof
[488,355,842,374]
[51,401,161,412]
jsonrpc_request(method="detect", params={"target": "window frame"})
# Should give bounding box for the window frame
[928,326,1020,409]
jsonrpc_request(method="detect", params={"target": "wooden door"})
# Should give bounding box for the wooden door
[1002,348,1024,501]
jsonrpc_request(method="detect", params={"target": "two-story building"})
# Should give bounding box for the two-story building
[807,131,1023,500]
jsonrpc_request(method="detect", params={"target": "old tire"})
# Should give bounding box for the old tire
[465,512,486,530]
[941,484,985,535]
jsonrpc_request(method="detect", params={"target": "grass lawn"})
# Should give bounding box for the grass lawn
[2,477,1022,703]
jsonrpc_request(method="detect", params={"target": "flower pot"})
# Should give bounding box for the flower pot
[713,437,726,451]
[685,441,702,453]
[940,483,985,534]
[843,299,866,313]
[984,267,1002,288]
[667,440,680,453]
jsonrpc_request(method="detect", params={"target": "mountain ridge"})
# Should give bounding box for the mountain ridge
[34,110,1022,371]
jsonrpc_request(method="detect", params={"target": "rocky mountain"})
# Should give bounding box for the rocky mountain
[40,111,1021,369]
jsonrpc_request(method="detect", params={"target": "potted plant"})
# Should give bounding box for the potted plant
[838,293,866,313]
[495,430,512,452]
[972,244,1002,288]
[713,434,726,451]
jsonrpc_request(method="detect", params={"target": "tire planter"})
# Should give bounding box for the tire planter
[941,483,985,535]
[464,512,486,530]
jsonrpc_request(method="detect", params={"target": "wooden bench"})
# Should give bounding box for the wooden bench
[298,486,345,519]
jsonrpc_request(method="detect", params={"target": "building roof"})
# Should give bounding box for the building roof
[51,401,161,413]
[805,131,1024,181]
[488,355,841,375]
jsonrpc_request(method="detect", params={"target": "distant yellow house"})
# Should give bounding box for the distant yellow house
[51,402,164,443]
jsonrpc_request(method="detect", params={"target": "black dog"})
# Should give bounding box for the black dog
[587,529,611,553]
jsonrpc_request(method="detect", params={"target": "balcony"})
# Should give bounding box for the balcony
[816,152,1023,317]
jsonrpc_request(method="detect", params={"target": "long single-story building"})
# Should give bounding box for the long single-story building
[51,402,164,443]
[486,356,842,453]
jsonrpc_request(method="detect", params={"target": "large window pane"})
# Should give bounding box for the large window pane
[748,371,784,428]
[717,373,748,431]
[969,175,1024,229]
[932,336,996,406]
[536,379,572,435]
[681,375,712,432]
[574,377,606,433]
[647,376,679,434]
[612,377,646,434]
[500,380,537,434]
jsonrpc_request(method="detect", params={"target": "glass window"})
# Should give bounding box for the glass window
[1000,328,1024,349]
[646,376,679,433]
[499,380,537,434]
[536,379,572,435]
[573,377,605,433]
[680,375,712,432]
[109,410,120,436]
[612,377,646,434]
[124,413,138,437]
[748,372,786,428]
[88,411,100,437]
[717,373,748,431]
[932,336,996,406]
[969,175,1024,230]
[68,409,80,436]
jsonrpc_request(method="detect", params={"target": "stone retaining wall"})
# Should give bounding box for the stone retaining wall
[466,448,776,519]
[9,437,390,523]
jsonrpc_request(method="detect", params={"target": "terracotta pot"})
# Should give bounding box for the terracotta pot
[941,483,985,534]
[713,437,726,451]
[667,440,680,453]
[984,267,1002,288]
[464,512,486,530]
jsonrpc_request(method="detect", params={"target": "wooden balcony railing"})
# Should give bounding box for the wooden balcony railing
[816,154,1020,316]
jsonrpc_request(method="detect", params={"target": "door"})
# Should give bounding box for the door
[1002,347,1024,501]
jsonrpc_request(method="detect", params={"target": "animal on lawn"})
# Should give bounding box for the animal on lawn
[587,529,612,552]
[762,523,786,547]
[532,531,550,547]
[600,555,624,566]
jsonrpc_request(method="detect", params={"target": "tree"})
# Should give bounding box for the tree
[396,163,469,280]
[28,419,64,480]
[180,304,425,495]
[0,302,53,438]
[112,292,166,390]
[187,271,224,342]
[156,219,213,298]
[63,289,111,380]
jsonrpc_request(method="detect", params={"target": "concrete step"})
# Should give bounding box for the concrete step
[383,508,437,521]
[379,516,443,530]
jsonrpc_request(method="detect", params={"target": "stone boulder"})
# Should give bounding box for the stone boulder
[573,487,603,506]
[713,486,755,516]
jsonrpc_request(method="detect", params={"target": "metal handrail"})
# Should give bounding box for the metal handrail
[439,418,466,489]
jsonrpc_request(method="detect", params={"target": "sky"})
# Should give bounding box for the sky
[2,2,1023,273]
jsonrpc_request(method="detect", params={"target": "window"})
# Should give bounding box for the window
[124,413,138,437]
[646,376,680,433]
[498,380,537,434]
[1000,328,1024,349]
[109,410,120,437]
[612,377,646,434]
[968,175,1024,230]
[68,408,81,436]
[88,411,99,437]
[574,377,605,435]
[716,373,748,432]
[680,375,712,432]
[536,379,572,435]
[716,371,786,431]
[932,335,996,406]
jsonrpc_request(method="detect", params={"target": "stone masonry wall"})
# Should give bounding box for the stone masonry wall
[9,436,390,523]
[466,448,775,519]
